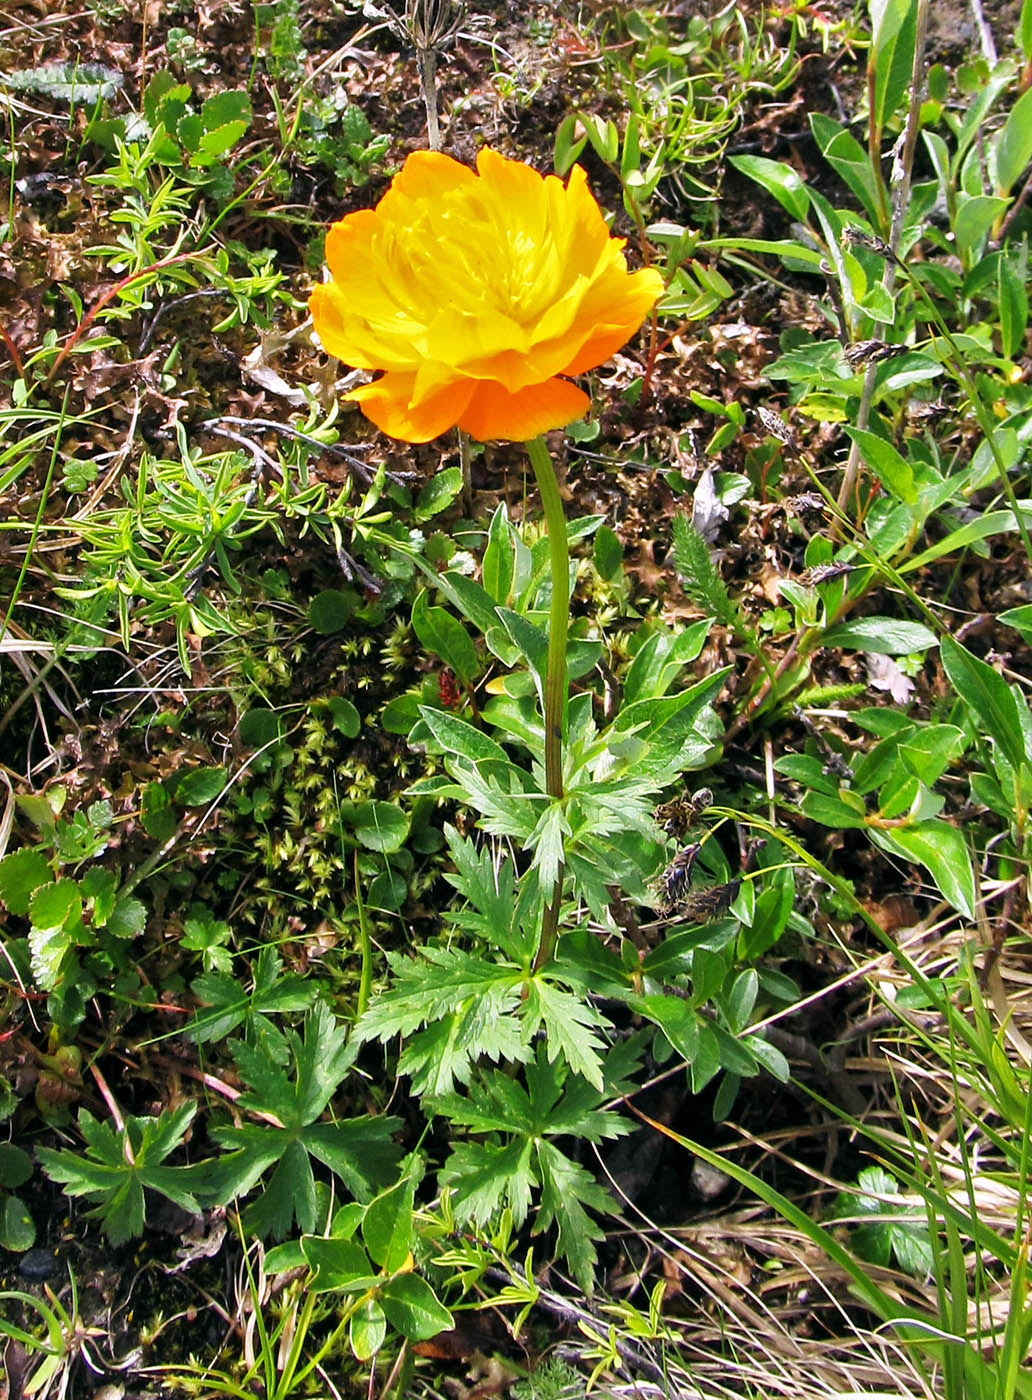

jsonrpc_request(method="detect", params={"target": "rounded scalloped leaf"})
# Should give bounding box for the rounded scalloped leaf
[0,848,52,916]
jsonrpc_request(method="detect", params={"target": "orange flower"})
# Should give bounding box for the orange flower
[309,148,665,444]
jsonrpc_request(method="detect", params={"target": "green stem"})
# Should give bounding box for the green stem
[354,848,372,1018]
[526,434,570,971]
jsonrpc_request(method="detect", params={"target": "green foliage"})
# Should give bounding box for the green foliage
[188,945,314,1046]
[208,1004,401,1237]
[512,1360,584,1400]
[671,514,739,629]
[0,801,150,1028]
[37,1104,204,1245]
[438,1043,636,1293]
[7,3,1032,1388]
[299,1176,453,1352]
[0,1144,35,1252]
[776,709,976,918]
[90,69,254,195]
[833,1165,934,1276]
[294,93,391,189]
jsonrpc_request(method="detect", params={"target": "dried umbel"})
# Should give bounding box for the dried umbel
[309,147,665,443]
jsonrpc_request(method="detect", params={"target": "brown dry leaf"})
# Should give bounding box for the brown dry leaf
[862,894,920,935]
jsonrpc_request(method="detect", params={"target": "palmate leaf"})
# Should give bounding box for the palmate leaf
[188,944,314,1047]
[37,1104,203,1246]
[398,1005,528,1097]
[355,947,527,1096]
[520,980,609,1090]
[436,1044,635,1292]
[208,1004,401,1237]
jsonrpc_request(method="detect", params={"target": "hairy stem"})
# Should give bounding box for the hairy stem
[526,434,569,971]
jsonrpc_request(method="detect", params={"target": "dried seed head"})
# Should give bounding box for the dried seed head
[755,406,795,446]
[680,879,741,922]
[687,787,713,818]
[842,339,909,368]
[907,399,950,423]
[841,227,893,258]
[660,842,701,908]
[801,561,857,585]
[787,492,826,516]
[405,0,464,49]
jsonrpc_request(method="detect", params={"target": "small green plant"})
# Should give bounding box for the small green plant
[0,1141,35,1251]
[166,28,208,74]
[294,94,391,189]
[166,1172,452,1396]
[0,797,146,1028]
[206,1003,401,1238]
[832,1164,934,1275]
[37,1103,205,1245]
[0,1273,106,1400]
[88,69,254,201]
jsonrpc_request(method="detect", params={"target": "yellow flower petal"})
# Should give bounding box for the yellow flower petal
[457,378,590,442]
[309,147,664,444]
[346,373,475,444]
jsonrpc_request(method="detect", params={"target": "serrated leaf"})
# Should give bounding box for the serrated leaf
[28,879,84,989]
[0,848,52,915]
[442,1137,535,1226]
[37,1104,201,1246]
[141,782,177,841]
[201,88,251,130]
[104,895,147,939]
[534,1140,608,1294]
[521,979,606,1089]
[415,466,463,520]
[29,877,82,932]
[188,945,313,1045]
